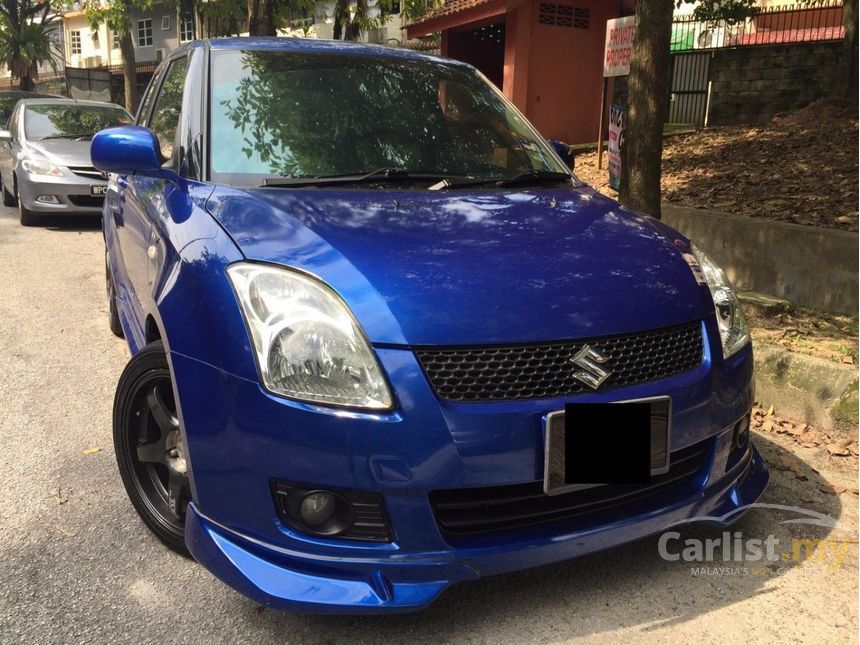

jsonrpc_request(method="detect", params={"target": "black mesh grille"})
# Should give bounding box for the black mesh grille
[429,439,712,537]
[416,321,703,402]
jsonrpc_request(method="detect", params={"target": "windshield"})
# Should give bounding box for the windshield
[209,50,569,186]
[24,104,132,140]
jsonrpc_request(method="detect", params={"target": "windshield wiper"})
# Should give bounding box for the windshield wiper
[261,167,460,188]
[432,170,573,190]
[39,133,94,141]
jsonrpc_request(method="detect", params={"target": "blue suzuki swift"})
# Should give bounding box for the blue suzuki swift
[92,38,767,613]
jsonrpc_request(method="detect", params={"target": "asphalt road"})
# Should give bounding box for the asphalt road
[0,207,857,644]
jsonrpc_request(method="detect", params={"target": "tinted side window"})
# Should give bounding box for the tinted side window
[149,57,188,160]
[136,69,163,126]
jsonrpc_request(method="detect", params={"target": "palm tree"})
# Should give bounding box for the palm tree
[332,0,369,40]
[0,0,60,91]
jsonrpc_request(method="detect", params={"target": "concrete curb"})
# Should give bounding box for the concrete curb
[754,343,858,436]
[662,204,859,315]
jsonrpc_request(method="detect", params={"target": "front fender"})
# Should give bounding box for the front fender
[145,179,258,383]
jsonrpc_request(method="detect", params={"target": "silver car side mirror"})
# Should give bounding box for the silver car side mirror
[0,130,11,143]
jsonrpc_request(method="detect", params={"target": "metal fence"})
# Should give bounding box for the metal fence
[671,0,844,52]
[66,67,112,103]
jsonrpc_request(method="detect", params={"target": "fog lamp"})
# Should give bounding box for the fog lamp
[36,195,59,204]
[300,491,337,526]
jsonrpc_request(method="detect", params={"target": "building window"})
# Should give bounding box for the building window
[112,30,121,49]
[70,30,81,55]
[179,14,194,42]
[137,18,153,47]
[161,15,171,30]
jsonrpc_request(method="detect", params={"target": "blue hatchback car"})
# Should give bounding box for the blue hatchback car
[92,38,767,614]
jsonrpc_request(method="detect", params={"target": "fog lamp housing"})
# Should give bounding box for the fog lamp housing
[272,482,392,542]
[727,415,751,470]
[36,195,60,204]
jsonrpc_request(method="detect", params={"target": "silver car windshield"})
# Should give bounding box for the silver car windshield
[25,104,132,140]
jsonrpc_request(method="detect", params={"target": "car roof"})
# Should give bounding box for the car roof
[177,36,464,67]
[17,98,129,112]
[0,90,59,98]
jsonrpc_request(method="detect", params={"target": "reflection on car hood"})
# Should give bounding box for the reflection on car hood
[205,185,712,346]
[27,138,94,167]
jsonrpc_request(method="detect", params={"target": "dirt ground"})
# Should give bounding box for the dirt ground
[747,306,859,366]
[575,99,859,232]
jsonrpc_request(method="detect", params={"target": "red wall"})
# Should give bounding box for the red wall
[504,0,619,144]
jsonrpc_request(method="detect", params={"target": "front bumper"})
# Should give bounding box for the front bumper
[168,318,767,614]
[17,171,105,214]
[186,446,767,614]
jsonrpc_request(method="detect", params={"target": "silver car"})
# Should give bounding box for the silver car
[0,98,132,226]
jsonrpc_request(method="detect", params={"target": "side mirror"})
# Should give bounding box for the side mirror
[548,139,574,170]
[0,130,12,143]
[91,125,163,176]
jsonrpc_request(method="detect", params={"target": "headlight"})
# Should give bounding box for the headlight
[227,263,393,410]
[21,158,62,177]
[690,243,750,359]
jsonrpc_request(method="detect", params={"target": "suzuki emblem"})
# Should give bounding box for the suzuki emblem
[571,345,611,389]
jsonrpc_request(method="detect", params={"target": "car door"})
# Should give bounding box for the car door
[114,58,188,334]
[0,105,23,192]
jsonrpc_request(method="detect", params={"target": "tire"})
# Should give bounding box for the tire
[106,254,124,338]
[16,180,38,226]
[2,178,14,207]
[114,340,192,557]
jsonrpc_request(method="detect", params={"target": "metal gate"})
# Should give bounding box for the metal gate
[669,52,711,127]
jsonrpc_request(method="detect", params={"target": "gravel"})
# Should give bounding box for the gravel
[0,207,856,644]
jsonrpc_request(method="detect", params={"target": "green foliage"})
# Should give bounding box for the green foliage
[400,0,441,24]
[677,0,760,25]
[0,20,58,80]
[329,0,399,40]
[0,0,60,88]
[198,0,246,36]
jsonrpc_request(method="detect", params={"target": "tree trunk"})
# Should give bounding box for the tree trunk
[18,73,34,92]
[120,32,138,114]
[840,0,858,100]
[618,0,673,219]
[248,0,275,36]
[333,0,347,39]
[346,0,368,40]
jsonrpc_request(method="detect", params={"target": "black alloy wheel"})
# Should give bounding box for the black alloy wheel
[114,340,191,556]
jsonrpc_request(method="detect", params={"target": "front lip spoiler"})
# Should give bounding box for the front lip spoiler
[184,446,768,614]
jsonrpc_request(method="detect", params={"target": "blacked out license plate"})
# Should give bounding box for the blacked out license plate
[543,397,670,494]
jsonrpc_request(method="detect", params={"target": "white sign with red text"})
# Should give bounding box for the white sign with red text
[604,16,636,77]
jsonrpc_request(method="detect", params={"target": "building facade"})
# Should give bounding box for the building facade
[61,3,196,69]
[407,0,629,144]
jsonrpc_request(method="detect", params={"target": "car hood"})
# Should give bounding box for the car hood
[27,137,93,167]
[206,185,712,346]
